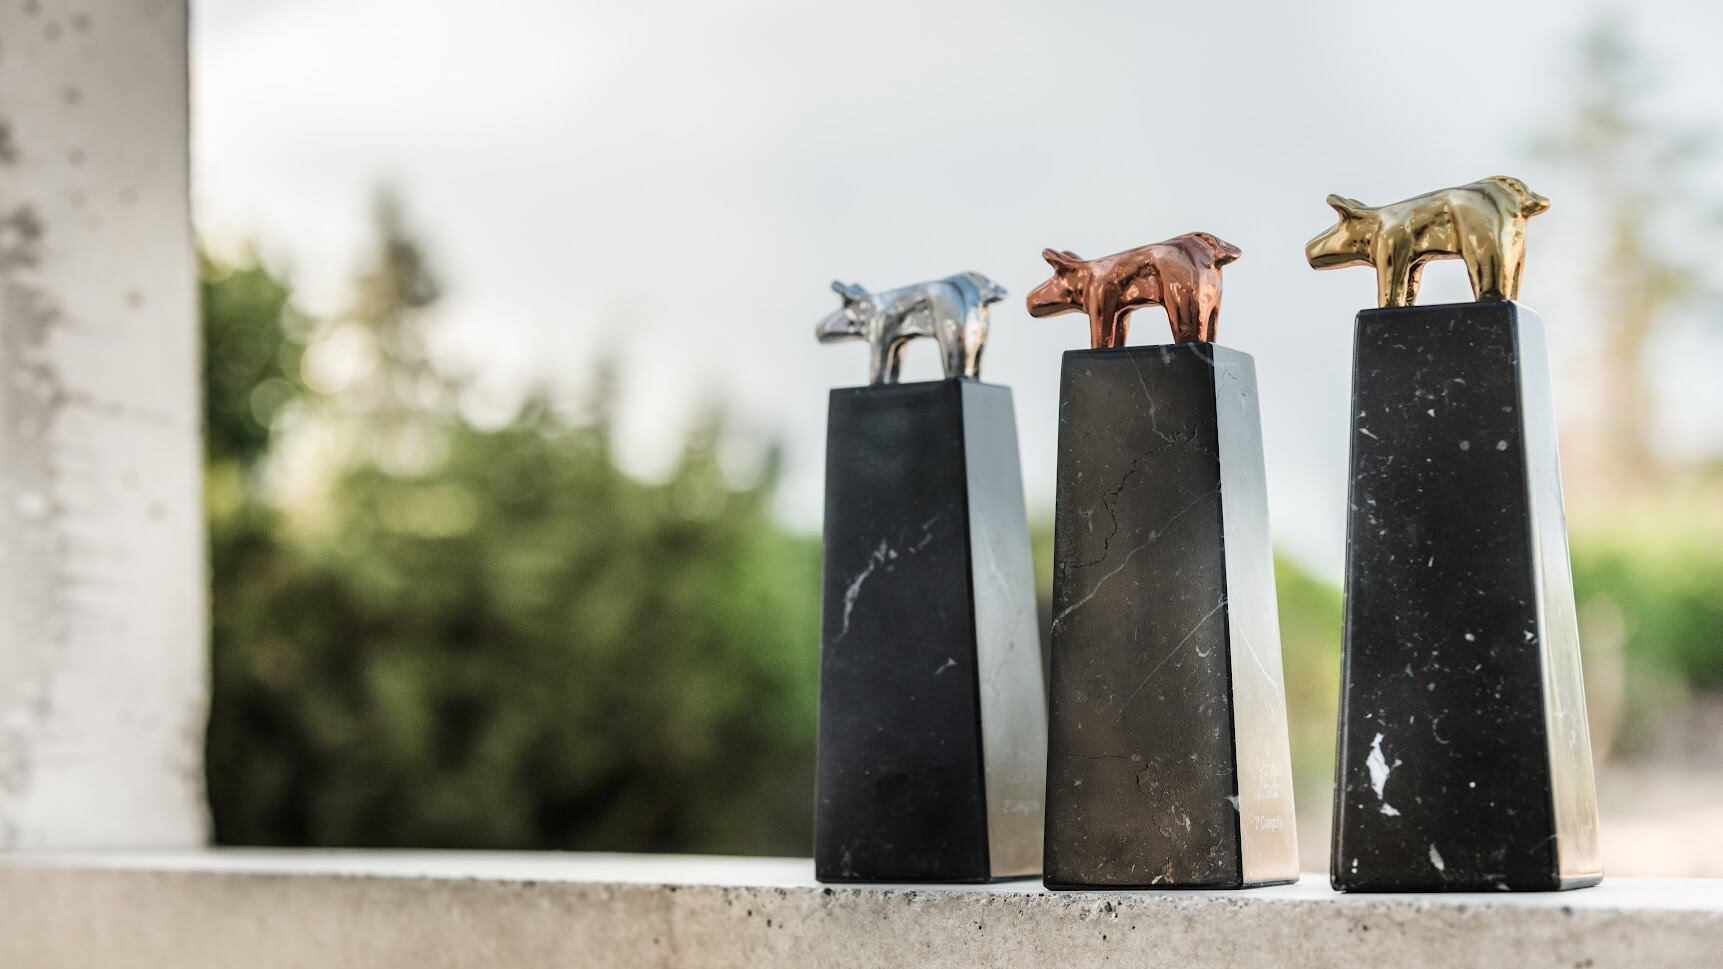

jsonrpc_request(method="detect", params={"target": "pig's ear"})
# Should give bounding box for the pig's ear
[1042,248,1083,271]
[1326,194,1369,220]
[831,280,868,303]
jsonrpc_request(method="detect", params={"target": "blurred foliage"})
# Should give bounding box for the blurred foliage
[202,248,304,469]
[204,199,820,854]
[1577,542,1723,685]
[1569,484,1723,752]
[201,187,1718,857]
[1274,558,1343,791]
[201,198,1351,853]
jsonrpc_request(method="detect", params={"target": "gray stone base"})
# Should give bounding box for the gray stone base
[1,852,1719,968]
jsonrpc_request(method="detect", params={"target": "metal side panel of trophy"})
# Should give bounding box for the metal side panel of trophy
[1307,177,1602,892]
[1029,235,1299,890]
[811,273,1047,883]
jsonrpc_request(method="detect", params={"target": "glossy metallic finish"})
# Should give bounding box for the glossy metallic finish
[1213,351,1301,885]
[1305,176,1550,307]
[1025,232,1241,348]
[1516,308,1604,887]
[959,385,1049,880]
[815,273,1007,385]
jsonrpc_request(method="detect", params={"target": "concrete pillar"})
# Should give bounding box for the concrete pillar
[0,0,206,847]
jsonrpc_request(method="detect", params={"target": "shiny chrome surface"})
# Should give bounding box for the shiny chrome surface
[1025,232,1241,348]
[1214,349,1300,883]
[1305,176,1550,307]
[1516,308,1603,885]
[815,273,1007,385]
[959,381,1047,878]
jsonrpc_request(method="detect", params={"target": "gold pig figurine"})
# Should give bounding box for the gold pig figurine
[1305,176,1550,308]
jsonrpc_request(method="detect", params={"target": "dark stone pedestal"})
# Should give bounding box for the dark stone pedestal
[1044,345,1298,890]
[815,379,1046,883]
[1333,300,1601,892]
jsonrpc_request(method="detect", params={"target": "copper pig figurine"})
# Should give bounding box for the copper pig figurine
[1025,232,1241,348]
[1305,176,1550,308]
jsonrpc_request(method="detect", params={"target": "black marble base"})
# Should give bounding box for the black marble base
[815,379,1046,883]
[1044,345,1297,890]
[1333,301,1601,892]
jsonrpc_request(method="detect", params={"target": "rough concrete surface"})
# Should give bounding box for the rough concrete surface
[0,852,1718,968]
[0,0,207,848]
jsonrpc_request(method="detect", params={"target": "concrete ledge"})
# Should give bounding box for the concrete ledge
[1,852,1719,968]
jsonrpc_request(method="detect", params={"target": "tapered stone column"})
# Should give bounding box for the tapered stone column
[1043,344,1297,889]
[1332,301,1600,891]
[816,379,1046,883]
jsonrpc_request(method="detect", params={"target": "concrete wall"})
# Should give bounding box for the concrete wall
[1,852,1720,969]
[0,0,206,848]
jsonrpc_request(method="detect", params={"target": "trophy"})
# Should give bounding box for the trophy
[811,272,1047,882]
[1030,234,1298,890]
[1308,177,1602,892]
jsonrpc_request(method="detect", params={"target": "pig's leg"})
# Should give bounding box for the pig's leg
[923,296,970,380]
[1194,293,1219,344]
[1505,249,1525,300]
[1168,294,1203,343]
[1088,301,1110,349]
[869,334,902,385]
[937,312,966,380]
[886,340,908,383]
[1466,237,1505,301]
[1087,296,1120,349]
[1107,304,1135,349]
[1403,260,1427,307]
[1376,240,1416,307]
[1164,311,1188,344]
[1157,277,1192,342]
[1194,274,1226,344]
[960,308,987,380]
[1502,222,1529,299]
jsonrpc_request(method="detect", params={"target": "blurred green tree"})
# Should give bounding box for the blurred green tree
[201,247,304,470]
[204,197,821,853]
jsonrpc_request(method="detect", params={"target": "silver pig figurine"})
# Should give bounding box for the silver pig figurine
[815,273,1007,385]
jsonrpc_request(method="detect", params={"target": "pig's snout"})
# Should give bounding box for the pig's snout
[1305,226,1356,269]
[815,308,857,342]
[1025,279,1075,317]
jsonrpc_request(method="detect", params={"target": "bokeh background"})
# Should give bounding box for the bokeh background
[194,0,1723,872]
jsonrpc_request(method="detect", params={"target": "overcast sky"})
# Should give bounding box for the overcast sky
[192,0,1723,576]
